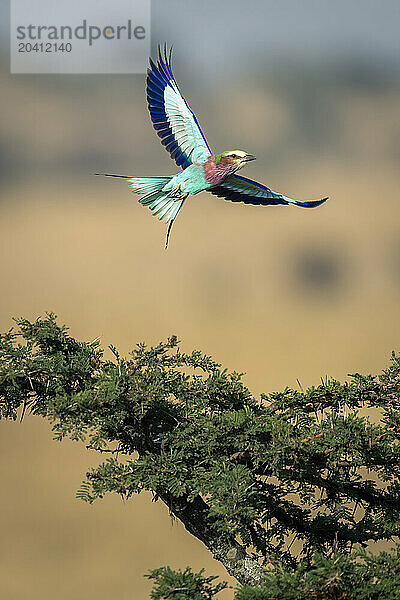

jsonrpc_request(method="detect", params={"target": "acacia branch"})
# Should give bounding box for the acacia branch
[158,490,264,586]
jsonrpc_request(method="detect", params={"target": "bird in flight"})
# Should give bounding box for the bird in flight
[97,45,327,248]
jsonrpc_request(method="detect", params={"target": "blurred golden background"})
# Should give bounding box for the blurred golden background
[1,1,400,598]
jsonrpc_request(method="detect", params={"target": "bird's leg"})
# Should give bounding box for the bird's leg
[165,220,174,250]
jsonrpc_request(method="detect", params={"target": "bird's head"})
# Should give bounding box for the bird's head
[215,150,256,172]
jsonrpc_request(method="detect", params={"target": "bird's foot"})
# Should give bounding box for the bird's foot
[168,183,185,199]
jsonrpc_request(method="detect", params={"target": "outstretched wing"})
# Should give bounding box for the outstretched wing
[210,175,328,208]
[146,45,212,170]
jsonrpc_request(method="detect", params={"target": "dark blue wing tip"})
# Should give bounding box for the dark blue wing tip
[156,43,174,81]
[297,196,329,208]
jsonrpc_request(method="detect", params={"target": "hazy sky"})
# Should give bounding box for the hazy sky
[152,0,400,76]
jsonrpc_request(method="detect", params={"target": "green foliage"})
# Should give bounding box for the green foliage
[1,315,400,599]
[237,549,400,600]
[146,567,227,600]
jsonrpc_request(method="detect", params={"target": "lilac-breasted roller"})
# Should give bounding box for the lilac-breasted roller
[97,45,328,248]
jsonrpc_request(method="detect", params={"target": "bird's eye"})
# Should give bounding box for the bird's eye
[231,154,237,159]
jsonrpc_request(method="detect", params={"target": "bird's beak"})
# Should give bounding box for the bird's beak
[243,153,256,162]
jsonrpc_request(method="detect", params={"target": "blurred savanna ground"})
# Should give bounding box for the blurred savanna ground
[1,1,399,598]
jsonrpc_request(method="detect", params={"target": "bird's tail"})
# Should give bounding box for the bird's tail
[95,173,185,223]
[95,173,187,248]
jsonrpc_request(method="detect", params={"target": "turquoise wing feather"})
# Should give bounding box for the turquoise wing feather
[147,45,212,169]
[210,175,328,208]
